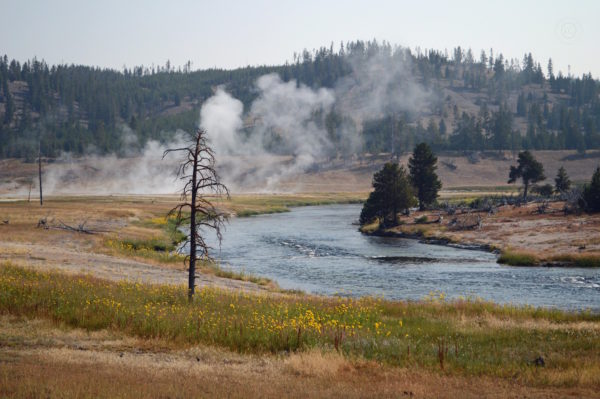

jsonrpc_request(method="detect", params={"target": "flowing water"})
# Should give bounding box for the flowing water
[205,204,600,311]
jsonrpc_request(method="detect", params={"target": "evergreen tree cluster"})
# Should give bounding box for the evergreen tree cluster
[360,143,441,226]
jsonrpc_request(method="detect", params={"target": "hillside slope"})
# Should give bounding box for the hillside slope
[1,41,599,161]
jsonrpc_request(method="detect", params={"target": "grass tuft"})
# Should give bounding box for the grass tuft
[551,253,600,268]
[497,249,539,266]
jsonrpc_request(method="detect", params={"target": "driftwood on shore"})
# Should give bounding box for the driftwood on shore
[36,217,107,234]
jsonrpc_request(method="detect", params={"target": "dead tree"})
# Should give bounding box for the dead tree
[164,129,229,301]
[28,179,33,203]
[38,140,43,206]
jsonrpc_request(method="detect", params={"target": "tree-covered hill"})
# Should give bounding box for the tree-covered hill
[1,40,599,159]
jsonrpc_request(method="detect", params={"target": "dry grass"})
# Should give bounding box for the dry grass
[0,194,365,289]
[2,262,599,391]
[386,201,600,263]
[284,350,350,377]
[1,195,600,396]
[2,315,599,399]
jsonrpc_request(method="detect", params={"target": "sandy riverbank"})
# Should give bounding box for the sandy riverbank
[362,200,600,266]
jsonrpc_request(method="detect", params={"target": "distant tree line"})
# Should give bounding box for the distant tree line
[1,40,599,159]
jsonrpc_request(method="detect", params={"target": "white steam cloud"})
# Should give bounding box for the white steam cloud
[8,51,431,195]
[199,88,244,156]
[336,50,430,119]
[199,54,430,190]
[42,131,187,195]
[200,74,337,190]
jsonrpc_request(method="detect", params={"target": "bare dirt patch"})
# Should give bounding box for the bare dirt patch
[0,196,268,291]
[390,201,600,260]
[2,150,600,195]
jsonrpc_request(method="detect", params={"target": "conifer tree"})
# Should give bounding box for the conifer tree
[360,162,415,227]
[554,166,571,193]
[508,150,545,199]
[408,143,442,210]
[581,166,600,213]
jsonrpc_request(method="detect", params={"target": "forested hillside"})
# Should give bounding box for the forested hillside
[1,40,599,159]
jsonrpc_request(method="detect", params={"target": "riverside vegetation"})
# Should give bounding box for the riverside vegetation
[360,146,600,267]
[1,193,599,397]
[1,262,599,390]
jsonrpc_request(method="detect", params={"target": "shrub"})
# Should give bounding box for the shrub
[414,215,428,224]
[531,184,554,198]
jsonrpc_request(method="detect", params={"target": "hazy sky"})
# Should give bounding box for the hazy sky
[2,0,599,76]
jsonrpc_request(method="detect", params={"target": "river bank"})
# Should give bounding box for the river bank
[361,200,600,268]
[0,193,366,292]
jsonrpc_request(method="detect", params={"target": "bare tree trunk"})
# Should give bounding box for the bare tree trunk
[188,145,199,302]
[38,143,43,206]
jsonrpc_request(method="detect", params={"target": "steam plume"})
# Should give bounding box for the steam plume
[16,49,431,195]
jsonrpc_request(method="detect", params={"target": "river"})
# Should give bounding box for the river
[205,204,600,311]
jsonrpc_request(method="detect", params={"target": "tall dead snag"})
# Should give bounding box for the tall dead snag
[38,140,43,206]
[163,129,229,301]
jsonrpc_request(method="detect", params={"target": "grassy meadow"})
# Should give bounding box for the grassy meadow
[1,193,600,397]
[1,262,599,390]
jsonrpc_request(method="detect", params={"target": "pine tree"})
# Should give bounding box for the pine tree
[516,93,527,117]
[491,104,513,150]
[581,167,600,213]
[408,143,442,210]
[508,150,546,199]
[554,166,571,193]
[439,118,447,136]
[547,58,554,80]
[360,162,415,227]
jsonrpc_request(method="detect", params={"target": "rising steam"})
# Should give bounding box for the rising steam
[201,74,336,190]
[16,50,430,195]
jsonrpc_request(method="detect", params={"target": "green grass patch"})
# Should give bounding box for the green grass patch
[235,207,290,217]
[551,254,600,268]
[498,250,600,268]
[1,262,599,386]
[142,216,187,244]
[497,250,539,266]
[108,215,187,263]
[202,262,274,287]
[105,237,185,263]
[121,237,175,252]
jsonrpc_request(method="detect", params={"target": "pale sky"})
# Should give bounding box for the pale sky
[1,0,599,77]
